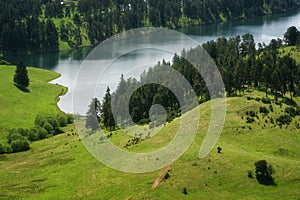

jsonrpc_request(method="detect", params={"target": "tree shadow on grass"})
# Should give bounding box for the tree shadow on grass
[14,84,30,93]
[256,175,277,186]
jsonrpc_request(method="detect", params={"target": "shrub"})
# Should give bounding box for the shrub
[246,117,255,123]
[0,144,6,154]
[66,113,74,124]
[43,122,54,133]
[10,137,30,153]
[277,114,292,125]
[248,171,253,178]
[17,128,29,137]
[269,105,274,112]
[7,130,22,144]
[35,115,47,127]
[259,106,269,114]
[262,97,271,104]
[285,107,298,117]
[46,117,59,128]
[56,114,68,127]
[254,160,275,185]
[138,118,150,125]
[246,110,256,117]
[37,127,49,139]
[28,128,39,141]
[183,187,188,195]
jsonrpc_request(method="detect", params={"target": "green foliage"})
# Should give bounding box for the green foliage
[262,97,272,104]
[259,106,269,114]
[246,110,256,117]
[56,114,68,127]
[284,26,300,46]
[14,61,29,88]
[276,114,292,125]
[101,88,116,131]
[43,122,54,133]
[285,106,300,117]
[246,117,255,124]
[254,160,275,186]
[10,137,30,153]
[85,98,100,131]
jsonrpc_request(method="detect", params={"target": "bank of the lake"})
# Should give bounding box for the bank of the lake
[2,9,300,114]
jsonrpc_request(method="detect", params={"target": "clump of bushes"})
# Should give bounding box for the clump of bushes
[276,114,292,125]
[254,160,276,186]
[0,113,74,154]
[259,106,269,114]
[246,110,256,117]
[262,97,271,104]
[246,117,255,123]
[285,106,300,117]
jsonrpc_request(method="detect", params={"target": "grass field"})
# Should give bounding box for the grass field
[0,65,66,130]
[0,81,299,199]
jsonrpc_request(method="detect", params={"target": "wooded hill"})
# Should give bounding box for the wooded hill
[0,0,299,55]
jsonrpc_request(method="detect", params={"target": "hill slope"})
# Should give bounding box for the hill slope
[0,66,66,130]
[0,90,299,199]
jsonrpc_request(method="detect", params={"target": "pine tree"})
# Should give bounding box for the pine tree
[86,98,101,131]
[14,61,29,88]
[101,87,116,131]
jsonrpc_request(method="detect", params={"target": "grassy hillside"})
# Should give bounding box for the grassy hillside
[0,65,66,130]
[0,89,299,199]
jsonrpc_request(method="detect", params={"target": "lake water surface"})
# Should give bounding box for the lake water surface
[3,9,300,114]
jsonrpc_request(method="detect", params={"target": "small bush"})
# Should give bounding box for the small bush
[254,160,275,186]
[10,137,30,153]
[217,146,222,153]
[0,144,6,154]
[66,113,74,124]
[262,97,271,104]
[246,117,255,123]
[269,105,274,112]
[56,114,68,127]
[259,106,269,114]
[246,110,256,117]
[43,122,54,133]
[255,97,261,102]
[285,107,298,117]
[7,130,22,144]
[248,171,253,178]
[183,187,188,195]
[277,114,292,125]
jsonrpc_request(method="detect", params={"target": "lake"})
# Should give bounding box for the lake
[3,9,300,114]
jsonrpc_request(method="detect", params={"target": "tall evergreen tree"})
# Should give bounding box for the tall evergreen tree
[86,98,101,131]
[101,87,116,130]
[14,61,29,88]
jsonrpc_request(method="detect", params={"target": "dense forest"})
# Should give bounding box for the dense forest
[0,0,299,55]
[106,28,300,127]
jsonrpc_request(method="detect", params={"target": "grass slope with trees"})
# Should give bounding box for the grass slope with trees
[0,90,299,199]
[0,33,300,198]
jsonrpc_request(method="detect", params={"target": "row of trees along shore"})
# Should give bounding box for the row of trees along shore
[0,0,299,54]
[87,27,300,130]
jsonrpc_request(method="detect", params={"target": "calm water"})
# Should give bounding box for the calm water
[3,9,300,114]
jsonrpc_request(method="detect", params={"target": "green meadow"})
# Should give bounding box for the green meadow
[0,65,299,199]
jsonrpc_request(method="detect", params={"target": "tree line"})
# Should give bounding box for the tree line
[0,0,299,54]
[77,0,299,45]
[87,27,300,130]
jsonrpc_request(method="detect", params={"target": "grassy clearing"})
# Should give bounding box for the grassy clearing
[0,65,66,130]
[279,46,300,64]
[0,86,299,199]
